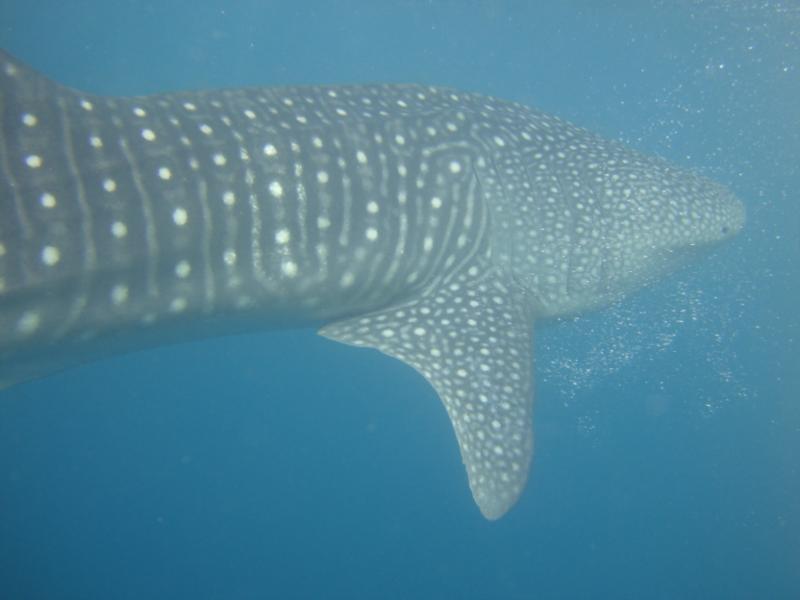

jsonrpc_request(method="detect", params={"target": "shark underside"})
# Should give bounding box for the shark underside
[0,50,744,519]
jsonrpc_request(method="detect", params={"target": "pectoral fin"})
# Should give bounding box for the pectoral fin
[321,275,534,519]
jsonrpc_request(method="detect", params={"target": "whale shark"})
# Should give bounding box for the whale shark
[0,50,744,519]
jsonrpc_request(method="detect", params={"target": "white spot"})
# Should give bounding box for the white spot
[183,102,197,111]
[21,113,37,126]
[170,297,188,313]
[158,167,172,180]
[223,249,237,266]
[275,228,291,244]
[356,150,367,164]
[263,143,278,157]
[317,170,329,184]
[103,178,117,192]
[413,327,426,336]
[366,201,379,214]
[431,196,442,209]
[394,134,405,145]
[25,155,42,168]
[41,245,60,266]
[175,260,191,278]
[0,243,5,257]
[213,153,227,166]
[381,328,395,338]
[80,99,93,111]
[4,62,17,76]
[340,272,355,288]
[312,136,323,148]
[281,260,298,277]
[199,124,213,135]
[244,109,256,119]
[111,221,128,238]
[141,128,156,141]
[16,311,40,335]
[366,227,378,241]
[449,160,462,174]
[317,216,331,229]
[269,180,284,198]
[89,136,103,148]
[172,207,188,226]
[423,237,433,252]
[133,106,146,117]
[111,284,129,305]
[493,136,506,147]
[39,192,56,208]
[223,191,236,206]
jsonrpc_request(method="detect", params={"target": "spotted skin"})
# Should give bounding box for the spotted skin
[0,51,744,519]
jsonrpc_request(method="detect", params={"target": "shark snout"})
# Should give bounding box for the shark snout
[719,189,746,240]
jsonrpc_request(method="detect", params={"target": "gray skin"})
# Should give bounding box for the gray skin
[0,50,745,519]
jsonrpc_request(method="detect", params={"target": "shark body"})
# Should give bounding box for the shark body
[0,51,744,519]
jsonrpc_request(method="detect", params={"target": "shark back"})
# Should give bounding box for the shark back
[0,52,493,348]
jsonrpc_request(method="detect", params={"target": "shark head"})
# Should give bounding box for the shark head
[484,119,746,318]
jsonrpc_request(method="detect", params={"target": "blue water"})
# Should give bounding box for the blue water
[0,2,797,598]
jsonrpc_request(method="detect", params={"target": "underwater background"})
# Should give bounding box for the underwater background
[0,1,797,598]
